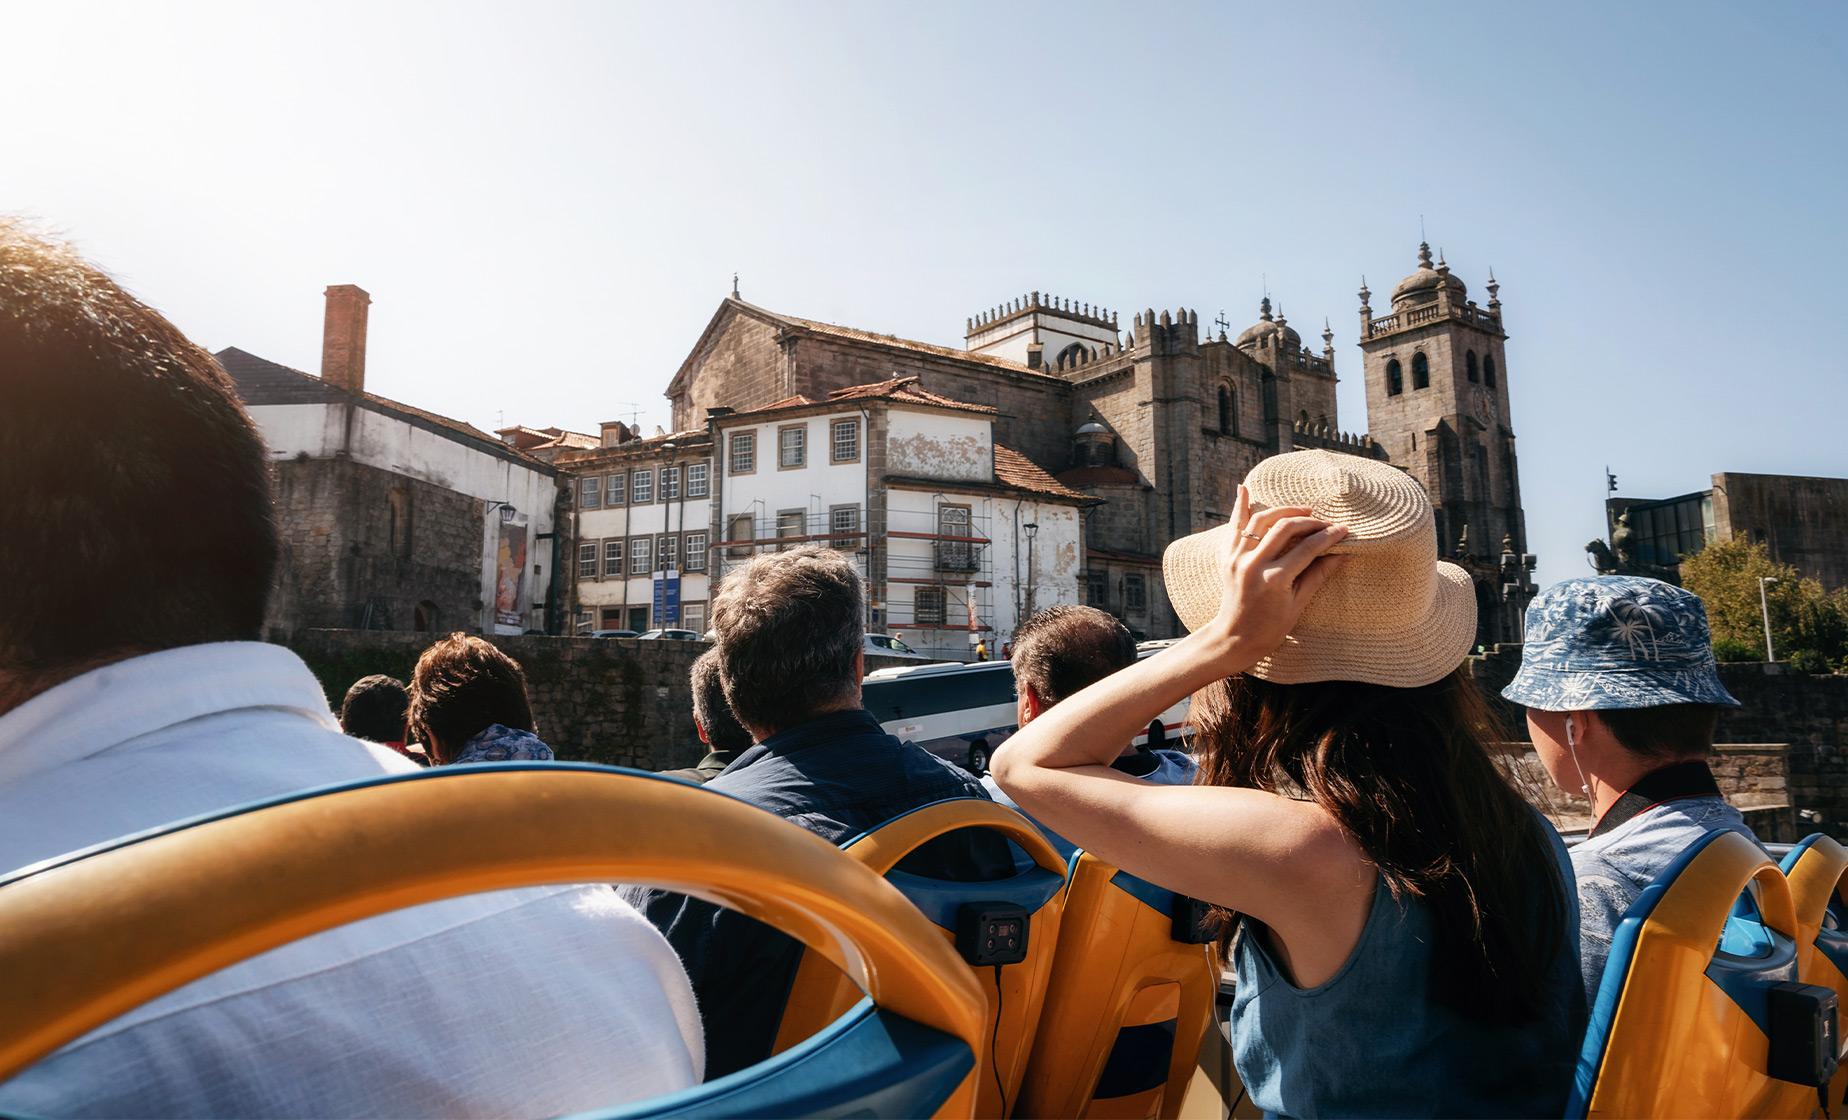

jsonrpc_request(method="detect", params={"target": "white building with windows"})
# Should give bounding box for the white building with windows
[716,379,1092,662]
[555,378,1092,659]
[560,426,715,635]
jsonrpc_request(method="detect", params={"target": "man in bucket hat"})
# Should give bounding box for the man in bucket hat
[1503,574,1755,1001]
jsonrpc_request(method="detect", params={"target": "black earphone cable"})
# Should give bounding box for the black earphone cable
[990,962,1008,1116]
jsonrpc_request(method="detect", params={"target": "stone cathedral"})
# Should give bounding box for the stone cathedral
[662,241,1536,646]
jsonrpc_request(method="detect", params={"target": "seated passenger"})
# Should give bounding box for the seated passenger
[409,633,555,763]
[983,605,1196,867]
[0,222,702,1117]
[339,673,426,765]
[992,451,1584,1117]
[626,545,1006,1078]
[659,648,751,784]
[1502,575,1755,1002]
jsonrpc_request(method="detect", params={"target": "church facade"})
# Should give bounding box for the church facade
[600,242,1534,647]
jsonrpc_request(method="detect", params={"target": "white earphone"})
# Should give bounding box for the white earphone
[1564,714,1591,797]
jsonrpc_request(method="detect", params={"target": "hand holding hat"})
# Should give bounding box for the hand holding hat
[1198,483,1349,674]
[1163,450,1479,688]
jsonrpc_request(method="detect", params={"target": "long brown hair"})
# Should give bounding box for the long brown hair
[1193,667,1566,1024]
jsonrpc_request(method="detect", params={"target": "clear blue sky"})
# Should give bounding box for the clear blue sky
[7,1,1844,588]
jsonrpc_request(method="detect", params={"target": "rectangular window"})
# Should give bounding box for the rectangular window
[936,505,976,571]
[576,610,593,634]
[1125,574,1147,612]
[604,472,626,506]
[687,460,710,498]
[779,425,806,469]
[727,514,755,558]
[630,536,652,575]
[579,476,601,509]
[658,534,680,570]
[660,465,681,502]
[684,531,708,571]
[915,586,947,625]
[682,602,707,635]
[830,505,861,550]
[1086,570,1109,607]
[831,419,859,463]
[577,541,599,579]
[776,509,804,550]
[730,432,756,474]
[631,468,654,504]
[602,539,624,578]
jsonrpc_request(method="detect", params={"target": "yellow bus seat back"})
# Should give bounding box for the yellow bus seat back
[773,798,1068,1120]
[1019,853,1221,1120]
[0,764,989,1120]
[1568,828,1825,1120]
[1779,833,1848,1109]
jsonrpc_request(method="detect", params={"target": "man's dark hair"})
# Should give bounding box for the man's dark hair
[711,545,863,731]
[689,649,752,753]
[0,222,277,680]
[408,634,536,757]
[340,675,410,744]
[1599,703,1721,761]
[1010,605,1137,706]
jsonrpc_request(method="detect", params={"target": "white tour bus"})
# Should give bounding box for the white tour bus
[861,640,1191,775]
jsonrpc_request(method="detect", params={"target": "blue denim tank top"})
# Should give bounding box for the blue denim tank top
[1230,824,1584,1118]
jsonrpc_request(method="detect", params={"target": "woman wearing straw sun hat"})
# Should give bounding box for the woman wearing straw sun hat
[991,450,1584,1118]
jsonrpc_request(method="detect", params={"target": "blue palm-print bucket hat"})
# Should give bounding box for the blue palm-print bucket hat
[1502,575,1741,712]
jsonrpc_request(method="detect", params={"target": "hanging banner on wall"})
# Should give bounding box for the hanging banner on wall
[494,516,529,629]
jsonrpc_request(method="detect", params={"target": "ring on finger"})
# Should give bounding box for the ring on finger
[1241,532,1262,541]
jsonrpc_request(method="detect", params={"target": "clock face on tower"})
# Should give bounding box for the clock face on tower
[1472,393,1494,425]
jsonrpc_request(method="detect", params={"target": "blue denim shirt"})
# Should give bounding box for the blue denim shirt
[624,708,1004,1078]
[1572,795,1758,1002]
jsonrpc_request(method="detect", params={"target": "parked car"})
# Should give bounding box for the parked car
[860,640,1193,776]
[587,629,639,639]
[636,628,705,641]
[864,632,931,660]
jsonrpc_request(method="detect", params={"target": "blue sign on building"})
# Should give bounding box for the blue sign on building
[652,570,681,625]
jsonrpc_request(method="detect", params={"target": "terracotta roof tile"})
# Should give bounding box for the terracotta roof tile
[993,445,1093,503]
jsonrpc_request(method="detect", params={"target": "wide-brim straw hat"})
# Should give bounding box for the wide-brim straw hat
[1162,449,1476,688]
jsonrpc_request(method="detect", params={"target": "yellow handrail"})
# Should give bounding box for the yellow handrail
[0,766,989,1108]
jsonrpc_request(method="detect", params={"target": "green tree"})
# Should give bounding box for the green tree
[1679,537,1846,670]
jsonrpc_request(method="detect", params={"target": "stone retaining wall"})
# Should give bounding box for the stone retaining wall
[286,630,914,773]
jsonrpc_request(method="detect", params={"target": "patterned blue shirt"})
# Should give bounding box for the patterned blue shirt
[625,708,1004,1078]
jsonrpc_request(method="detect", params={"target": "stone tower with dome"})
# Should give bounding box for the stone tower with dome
[1357,241,1532,646]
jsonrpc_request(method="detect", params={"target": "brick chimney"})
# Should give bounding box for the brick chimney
[320,284,371,393]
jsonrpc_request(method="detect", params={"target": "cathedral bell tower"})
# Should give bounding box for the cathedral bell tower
[1358,242,1532,646]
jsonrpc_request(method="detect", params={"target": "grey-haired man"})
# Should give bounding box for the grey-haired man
[1502,575,1759,1002]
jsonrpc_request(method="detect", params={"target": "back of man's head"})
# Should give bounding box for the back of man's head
[711,545,863,733]
[689,648,752,753]
[340,675,410,744]
[408,634,536,757]
[1598,704,1721,761]
[1011,605,1137,707]
[0,222,276,691]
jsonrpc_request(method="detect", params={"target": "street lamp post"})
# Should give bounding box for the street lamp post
[1758,576,1778,662]
[1023,522,1039,618]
